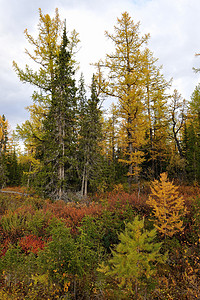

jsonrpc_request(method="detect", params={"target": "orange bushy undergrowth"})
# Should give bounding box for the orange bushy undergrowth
[19,234,45,254]
[43,200,103,233]
[93,190,149,214]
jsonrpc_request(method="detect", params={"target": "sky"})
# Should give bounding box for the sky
[1,0,200,132]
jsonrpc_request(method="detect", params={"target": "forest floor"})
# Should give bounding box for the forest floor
[0,184,199,299]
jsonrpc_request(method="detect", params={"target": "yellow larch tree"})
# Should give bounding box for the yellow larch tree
[95,12,150,189]
[13,8,63,186]
[147,172,186,237]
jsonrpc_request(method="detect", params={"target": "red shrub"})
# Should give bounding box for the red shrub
[94,190,149,214]
[177,185,200,209]
[43,200,103,233]
[19,234,45,254]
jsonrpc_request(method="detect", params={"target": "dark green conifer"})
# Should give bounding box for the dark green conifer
[37,24,77,199]
[77,75,103,196]
[6,150,21,186]
[183,84,200,182]
[0,115,8,188]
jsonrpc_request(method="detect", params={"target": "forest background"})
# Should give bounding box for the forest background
[0,4,200,300]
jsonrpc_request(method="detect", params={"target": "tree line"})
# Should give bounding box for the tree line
[1,9,200,198]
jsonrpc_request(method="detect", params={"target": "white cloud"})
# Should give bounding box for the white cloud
[135,0,200,98]
[1,0,200,131]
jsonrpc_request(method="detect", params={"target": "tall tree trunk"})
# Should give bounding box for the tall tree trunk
[172,125,184,158]
[128,127,133,192]
[58,112,65,199]
[84,161,89,197]
[81,165,85,197]
[81,161,89,198]
[84,171,88,197]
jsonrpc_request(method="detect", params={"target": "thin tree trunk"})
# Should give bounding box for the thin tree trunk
[173,125,184,158]
[58,111,65,199]
[128,118,133,192]
[81,165,86,197]
[84,174,88,197]
[84,162,88,197]
[27,163,32,188]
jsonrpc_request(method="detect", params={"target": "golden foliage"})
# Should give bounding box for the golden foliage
[95,12,149,181]
[147,172,187,237]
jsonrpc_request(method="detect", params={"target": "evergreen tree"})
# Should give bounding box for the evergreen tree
[0,115,8,188]
[6,150,20,186]
[143,49,171,179]
[102,104,127,186]
[37,25,77,200]
[13,9,80,188]
[103,104,119,163]
[77,75,103,196]
[76,74,87,195]
[183,123,200,181]
[184,84,200,182]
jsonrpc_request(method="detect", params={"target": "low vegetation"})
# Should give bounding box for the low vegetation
[0,175,199,299]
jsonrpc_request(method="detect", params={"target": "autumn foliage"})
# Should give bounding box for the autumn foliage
[147,172,187,237]
[1,6,200,299]
[0,183,199,299]
[19,234,45,254]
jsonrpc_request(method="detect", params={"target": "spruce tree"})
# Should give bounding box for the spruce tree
[77,75,103,196]
[0,115,8,188]
[76,74,87,196]
[13,9,80,189]
[6,150,21,186]
[186,124,197,180]
[143,49,171,179]
[184,84,200,182]
[37,25,77,200]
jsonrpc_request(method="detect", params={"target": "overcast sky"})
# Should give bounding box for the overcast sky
[1,0,200,131]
